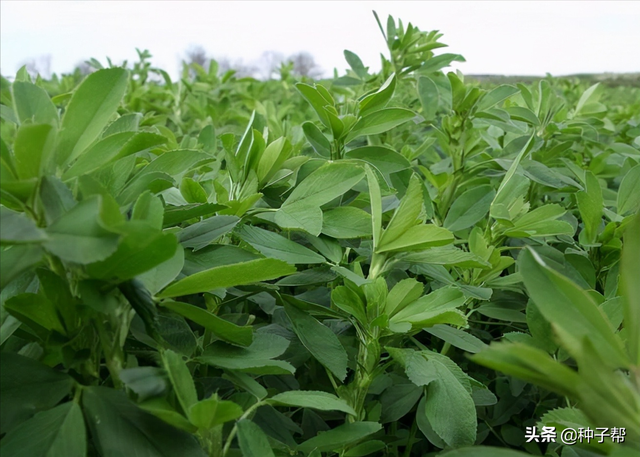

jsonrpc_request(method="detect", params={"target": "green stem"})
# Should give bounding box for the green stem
[369,253,386,279]
[94,318,124,389]
[205,425,223,457]
[402,418,418,457]
[350,334,381,422]
[222,400,266,456]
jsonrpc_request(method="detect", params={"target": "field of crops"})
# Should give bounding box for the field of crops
[1,13,639,457]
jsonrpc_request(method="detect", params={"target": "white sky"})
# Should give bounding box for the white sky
[2,1,639,78]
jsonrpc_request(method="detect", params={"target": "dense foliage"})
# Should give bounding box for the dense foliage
[1,13,639,457]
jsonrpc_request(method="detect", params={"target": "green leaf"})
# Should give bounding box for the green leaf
[324,106,345,139]
[237,419,275,457]
[526,300,557,353]
[116,169,173,207]
[44,196,120,264]
[38,176,76,226]
[118,279,160,339]
[344,441,386,457]
[302,122,331,158]
[574,83,603,116]
[425,325,487,353]
[5,292,66,335]
[390,287,466,329]
[136,398,196,433]
[476,85,519,112]
[505,106,540,126]
[188,395,242,430]
[617,164,640,216]
[198,124,216,154]
[576,171,603,245]
[388,348,436,386]
[322,207,372,239]
[376,224,453,253]
[131,191,164,230]
[416,396,445,448]
[162,203,226,228]
[103,113,141,136]
[13,123,56,179]
[332,285,368,323]
[135,150,212,179]
[179,177,208,204]
[519,248,628,368]
[178,215,239,251]
[238,225,325,264]
[0,104,18,124]
[82,387,205,457]
[64,131,166,180]
[199,332,294,375]
[0,353,73,432]
[0,206,47,244]
[298,421,382,453]
[359,73,396,116]
[0,245,43,288]
[506,204,574,238]
[621,214,640,365]
[418,75,439,121]
[119,367,168,402]
[223,371,267,400]
[344,146,411,176]
[276,162,364,235]
[284,303,348,381]
[423,358,477,447]
[56,68,128,166]
[439,447,531,457]
[344,50,368,78]
[118,150,212,204]
[162,350,198,415]
[444,185,495,232]
[418,53,465,73]
[471,342,581,399]
[157,258,295,298]
[378,174,423,248]
[295,83,333,127]
[366,166,382,249]
[270,391,356,416]
[401,246,491,269]
[539,407,594,434]
[137,245,184,296]
[276,266,337,286]
[346,108,415,142]
[257,137,291,185]
[380,382,423,423]
[385,278,424,315]
[160,301,253,347]
[275,202,323,236]
[476,305,526,323]
[0,402,86,457]
[491,135,534,220]
[87,225,178,281]
[182,245,260,275]
[12,81,58,126]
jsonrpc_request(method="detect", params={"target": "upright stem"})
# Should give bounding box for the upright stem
[349,326,381,422]
[222,400,266,456]
[402,419,418,457]
[369,253,386,280]
[205,425,223,457]
[94,318,124,389]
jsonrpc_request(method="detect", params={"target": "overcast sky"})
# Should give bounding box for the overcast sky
[2,1,639,78]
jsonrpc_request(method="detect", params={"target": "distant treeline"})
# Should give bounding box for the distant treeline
[468,73,640,88]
